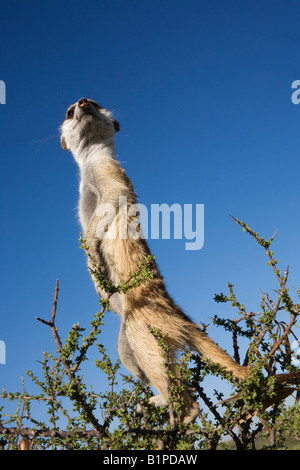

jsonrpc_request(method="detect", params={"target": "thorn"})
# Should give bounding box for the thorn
[269,229,279,243]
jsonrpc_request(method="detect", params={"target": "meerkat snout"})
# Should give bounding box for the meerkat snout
[78,98,90,108]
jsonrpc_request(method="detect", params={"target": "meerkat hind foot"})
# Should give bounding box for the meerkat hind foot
[136,394,168,415]
[182,400,200,424]
[136,394,199,424]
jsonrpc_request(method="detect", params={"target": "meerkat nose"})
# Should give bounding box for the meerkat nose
[78,98,89,108]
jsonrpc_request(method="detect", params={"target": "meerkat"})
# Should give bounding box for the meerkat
[60,98,250,423]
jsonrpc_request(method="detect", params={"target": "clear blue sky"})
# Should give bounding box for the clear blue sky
[0,0,299,405]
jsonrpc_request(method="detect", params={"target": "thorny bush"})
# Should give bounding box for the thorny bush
[1,218,299,450]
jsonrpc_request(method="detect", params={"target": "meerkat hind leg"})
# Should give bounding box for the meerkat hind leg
[125,320,199,423]
[117,322,150,384]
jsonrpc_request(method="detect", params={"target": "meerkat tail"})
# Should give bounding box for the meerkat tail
[187,326,250,379]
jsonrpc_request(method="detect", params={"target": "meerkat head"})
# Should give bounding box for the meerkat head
[60,98,120,153]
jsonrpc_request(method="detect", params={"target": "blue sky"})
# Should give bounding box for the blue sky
[0,0,299,408]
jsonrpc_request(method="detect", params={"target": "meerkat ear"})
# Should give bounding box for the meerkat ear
[113,120,120,132]
[60,135,68,150]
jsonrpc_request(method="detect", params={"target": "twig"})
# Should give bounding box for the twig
[36,279,73,380]
[0,424,106,441]
[228,319,240,364]
[164,347,176,430]
[70,300,109,376]
[35,279,104,436]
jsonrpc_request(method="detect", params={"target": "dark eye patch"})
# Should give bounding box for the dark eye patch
[65,106,75,119]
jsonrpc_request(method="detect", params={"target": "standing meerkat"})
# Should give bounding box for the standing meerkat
[60,98,250,423]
